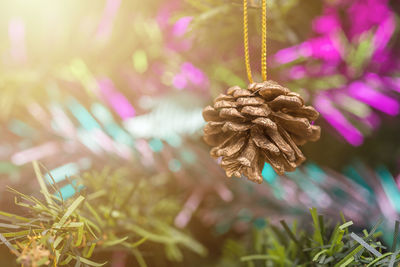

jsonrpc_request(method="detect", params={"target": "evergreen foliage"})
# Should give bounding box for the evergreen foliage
[0,163,205,266]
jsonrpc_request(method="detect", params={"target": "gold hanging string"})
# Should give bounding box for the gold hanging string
[243,0,268,83]
[261,0,267,81]
[243,0,253,83]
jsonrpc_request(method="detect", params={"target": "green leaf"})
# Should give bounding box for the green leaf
[339,221,353,230]
[132,248,147,267]
[64,222,84,228]
[53,236,64,250]
[313,249,328,261]
[84,202,104,227]
[75,256,107,266]
[365,252,393,267]
[1,229,42,238]
[334,245,363,267]
[102,236,129,247]
[338,256,355,267]
[54,195,85,228]
[310,208,324,246]
[0,222,21,229]
[279,220,299,245]
[128,237,147,248]
[59,254,73,265]
[0,233,19,256]
[327,225,344,255]
[74,222,84,247]
[33,161,53,206]
[0,210,30,222]
[84,243,96,258]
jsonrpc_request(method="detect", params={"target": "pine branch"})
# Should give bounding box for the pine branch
[0,165,205,267]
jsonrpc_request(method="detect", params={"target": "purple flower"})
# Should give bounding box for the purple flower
[173,73,187,90]
[156,0,181,29]
[374,16,395,51]
[361,112,380,129]
[181,62,206,86]
[348,81,399,116]
[157,2,192,52]
[274,0,399,145]
[274,45,305,64]
[347,0,391,38]
[172,16,192,37]
[307,35,342,63]
[312,8,341,35]
[315,93,364,146]
[172,62,208,90]
[288,66,306,79]
[382,77,400,94]
[98,78,136,119]
[274,35,342,64]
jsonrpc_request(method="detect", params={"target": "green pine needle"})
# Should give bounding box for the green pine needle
[0,165,205,266]
[240,208,400,267]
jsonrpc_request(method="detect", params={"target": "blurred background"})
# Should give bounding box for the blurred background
[0,0,399,266]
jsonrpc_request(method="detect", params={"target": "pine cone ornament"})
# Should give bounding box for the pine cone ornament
[202,80,321,184]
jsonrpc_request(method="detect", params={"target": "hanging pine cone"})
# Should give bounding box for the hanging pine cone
[202,80,320,184]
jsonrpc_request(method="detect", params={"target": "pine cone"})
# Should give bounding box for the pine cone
[202,80,320,184]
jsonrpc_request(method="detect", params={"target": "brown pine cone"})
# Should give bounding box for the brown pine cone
[202,80,320,184]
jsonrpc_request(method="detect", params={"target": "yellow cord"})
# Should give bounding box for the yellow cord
[243,0,253,83]
[243,0,268,83]
[261,0,267,81]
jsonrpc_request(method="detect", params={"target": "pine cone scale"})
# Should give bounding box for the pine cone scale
[259,85,290,100]
[211,134,246,158]
[202,106,223,122]
[279,126,306,164]
[219,108,245,119]
[285,106,319,121]
[222,121,251,132]
[241,106,270,117]
[262,151,285,175]
[251,127,280,155]
[204,122,223,135]
[269,95,303,110]
[272,112,312,135]
[237,140,257,167]
[214,100,238,109]
[232,89,252,98]
[252,117,277,130]
[215,94,235,102]
[237,97,265,106]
